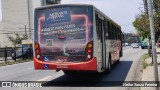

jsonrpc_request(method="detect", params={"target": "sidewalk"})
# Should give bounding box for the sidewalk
[141,48,160,90]
[0,57,14,63]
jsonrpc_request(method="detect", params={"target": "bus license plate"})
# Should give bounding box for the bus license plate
[57,65,68,69]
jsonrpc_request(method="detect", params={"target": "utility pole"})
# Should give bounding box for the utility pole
[27,0,32,39]
[24,25,27,39]
[144,0,148,14]
[147,0,159,90]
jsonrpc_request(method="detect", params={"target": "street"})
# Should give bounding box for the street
[0,46,147,90]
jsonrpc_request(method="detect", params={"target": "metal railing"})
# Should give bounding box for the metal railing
[0,47,33,63]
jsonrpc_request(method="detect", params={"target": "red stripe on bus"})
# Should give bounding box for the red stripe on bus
[34,57,97,71]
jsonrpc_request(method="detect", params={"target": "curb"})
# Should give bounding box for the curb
[128,53,145,90]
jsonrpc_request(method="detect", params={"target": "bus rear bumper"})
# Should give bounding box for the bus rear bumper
[34,57,97,71]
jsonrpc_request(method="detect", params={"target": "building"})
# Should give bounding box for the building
[0,0,61,47]
[122,33,140,45]
[0,0,29,47]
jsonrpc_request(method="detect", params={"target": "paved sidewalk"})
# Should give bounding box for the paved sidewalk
[141,48,160,90]
[0,57,13,63]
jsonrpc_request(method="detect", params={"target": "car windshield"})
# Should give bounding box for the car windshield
[16,47,30,52]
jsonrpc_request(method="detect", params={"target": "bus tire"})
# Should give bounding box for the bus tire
[107,54,112,73]
[63,70,75,74]
[116,59,120,64]
[141,46,144,49]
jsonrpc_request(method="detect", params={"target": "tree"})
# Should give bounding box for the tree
[133,13,159,38]
[154,0,160,15]
[7,34,28,47]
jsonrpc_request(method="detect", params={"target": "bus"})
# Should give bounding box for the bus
[34,4,122,74]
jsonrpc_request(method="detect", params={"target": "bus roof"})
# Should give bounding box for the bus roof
[35,4,121,29]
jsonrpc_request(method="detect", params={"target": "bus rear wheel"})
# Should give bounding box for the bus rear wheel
[63,70,76,74]
[107,55,112,73]
[141,46,144,49]
[116,59,120,64]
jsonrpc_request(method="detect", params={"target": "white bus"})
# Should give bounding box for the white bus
[34,4,122,74]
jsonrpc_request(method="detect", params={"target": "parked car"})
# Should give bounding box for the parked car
[11,47,33,60]
[140,38,149,49]
[131,43,139,48]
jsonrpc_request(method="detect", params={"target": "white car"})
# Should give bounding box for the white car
[125,43,129,46]
[131,43,139,48]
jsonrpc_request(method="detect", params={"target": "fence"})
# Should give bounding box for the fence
[0,47,33,63]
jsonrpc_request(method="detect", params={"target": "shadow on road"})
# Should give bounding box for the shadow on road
[42,60,133,87]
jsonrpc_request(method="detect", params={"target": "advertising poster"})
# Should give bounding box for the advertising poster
[35,6,93,62]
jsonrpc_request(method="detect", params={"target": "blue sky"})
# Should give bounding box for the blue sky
[61,0,144,33]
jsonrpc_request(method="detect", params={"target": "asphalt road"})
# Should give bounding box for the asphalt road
[0,46,147,90]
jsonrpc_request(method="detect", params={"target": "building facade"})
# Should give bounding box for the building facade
[122,33,140,45]
[0,0,29,47]
[0,0,60,47]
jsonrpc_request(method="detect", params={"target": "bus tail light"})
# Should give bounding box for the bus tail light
[34,42,42,61]
[85,41,93,61]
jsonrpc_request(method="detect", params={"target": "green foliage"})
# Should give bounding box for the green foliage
[154,0,160,40]
[154,0,160,15]
[7,34,28,47]
[142,54,150,69]
[133,0,160,38]
[133,14,149,38]
[133,13,159,38]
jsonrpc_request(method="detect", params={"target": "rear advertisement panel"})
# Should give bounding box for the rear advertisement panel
[34,6,93,63]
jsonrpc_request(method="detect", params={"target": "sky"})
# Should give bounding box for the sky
[0,0,1,21]
[61,0,144,33]
[0,0,144,33]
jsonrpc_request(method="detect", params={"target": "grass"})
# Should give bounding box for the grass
[0,59,33,67]
[142,54,150,69]
[142,53,160,69]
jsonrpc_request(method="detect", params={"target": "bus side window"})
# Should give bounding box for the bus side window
[111,24,114,40]
[119,29,122,40]
[99,19,103,41]
[105,21,109,39]
[113,25,118,40]
[115,27,118,40]
[116,28,120,40]
[95,13,103,42]
[95,14,100,40]
[113,25,117,40]
[107,21,111,39]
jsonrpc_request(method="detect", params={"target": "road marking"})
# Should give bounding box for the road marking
[27,68,33,70]
[37,76,52,81]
